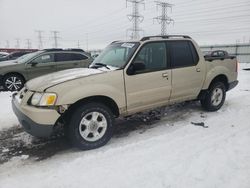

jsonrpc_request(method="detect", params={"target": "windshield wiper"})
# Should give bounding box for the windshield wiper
[92,63,110,70]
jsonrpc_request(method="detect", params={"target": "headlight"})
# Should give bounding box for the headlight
[31,93,43,106]
[31,92,57,106]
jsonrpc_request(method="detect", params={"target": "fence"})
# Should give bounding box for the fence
[200,43,250,63]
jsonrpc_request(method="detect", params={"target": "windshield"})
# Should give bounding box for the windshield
[18,51,42,63]
[92,42,140,68]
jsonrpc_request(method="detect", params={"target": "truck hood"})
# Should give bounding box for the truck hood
[0,60,18,67]
[26,68,104,92]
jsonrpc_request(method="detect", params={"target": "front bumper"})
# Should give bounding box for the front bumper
[12,94,60,137]
[228,80,239,91]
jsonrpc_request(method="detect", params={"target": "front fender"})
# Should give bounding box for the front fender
[46,70,126,112]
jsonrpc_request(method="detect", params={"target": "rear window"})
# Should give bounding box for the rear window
[169,41,199,68]
[56,53,88,62]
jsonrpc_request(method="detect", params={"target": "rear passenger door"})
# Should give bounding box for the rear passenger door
[55,52,90,71]
[168,40,205,102]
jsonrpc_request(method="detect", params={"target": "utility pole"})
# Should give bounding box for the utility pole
[153,1,174,35]
[35,30,44,49]
[51,30,60,48]
[5,40,10,48]
[15,38,20,49]
[126,0,144,39]
[26,39,32,49]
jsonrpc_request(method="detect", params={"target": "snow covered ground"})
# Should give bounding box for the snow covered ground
[0,64,250,188]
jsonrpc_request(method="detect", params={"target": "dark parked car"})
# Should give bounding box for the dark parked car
[0,51,32,62]
[0,49,93,91]
[204,50,235,61]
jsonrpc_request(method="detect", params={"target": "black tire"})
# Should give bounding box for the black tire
[67,102,115,150]
[200,82,226,112]
[3,73,25,91]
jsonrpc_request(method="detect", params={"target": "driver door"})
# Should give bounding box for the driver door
[124,42,172,114]
[25,53,56,79]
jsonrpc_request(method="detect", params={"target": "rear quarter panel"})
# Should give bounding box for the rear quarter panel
[202,58,237,90]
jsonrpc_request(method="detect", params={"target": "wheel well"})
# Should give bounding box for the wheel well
[209,75,229,90]
[62,96,120,122]
[4,72,26,82]
[198,74,228,100]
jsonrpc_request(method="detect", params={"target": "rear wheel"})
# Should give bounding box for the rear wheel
[201,82,226,111]
[3,74,25,91]
[67,102,115,150]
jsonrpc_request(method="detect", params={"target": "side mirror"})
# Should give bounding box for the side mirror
[30,62,38,67]
[127,61,145,75]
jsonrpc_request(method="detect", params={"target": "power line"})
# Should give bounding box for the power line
[126,0,145,39]
[153,1,174,35]
[35,30,44,49]
[51,30,60,48]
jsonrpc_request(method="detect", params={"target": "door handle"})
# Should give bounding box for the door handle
[196,68,201,72]
[162,73,169,79]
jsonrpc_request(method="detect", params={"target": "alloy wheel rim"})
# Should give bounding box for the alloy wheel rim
[79,111,108,142]
[211,88,223,106]
[5,76,22,91]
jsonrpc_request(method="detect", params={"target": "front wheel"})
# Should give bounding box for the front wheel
[67,103,115,150]
[3,74,25,91]
[201,82,226,112]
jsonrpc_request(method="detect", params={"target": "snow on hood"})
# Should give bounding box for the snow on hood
[26,68,104,92]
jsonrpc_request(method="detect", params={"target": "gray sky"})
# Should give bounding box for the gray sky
[0,0,250,50]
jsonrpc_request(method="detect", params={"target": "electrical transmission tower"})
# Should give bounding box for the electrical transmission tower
[5,40,10,48]
[35,30,44,49]
[51,31,60,48]
[126,0,145,39]
[15,38,20,48]
[153,1,174,35]
[26,39,32,49]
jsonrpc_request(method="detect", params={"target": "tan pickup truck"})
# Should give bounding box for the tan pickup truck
[12,35,238,150]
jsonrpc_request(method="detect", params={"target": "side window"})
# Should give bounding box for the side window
[218,51,225,57]
[71,53,88,60]
[55,53,72,62]
[169,41,199,68]
[212,51,219,57]
[33,54,54,64]
[56,53,88,62]
[133,42,167,72]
